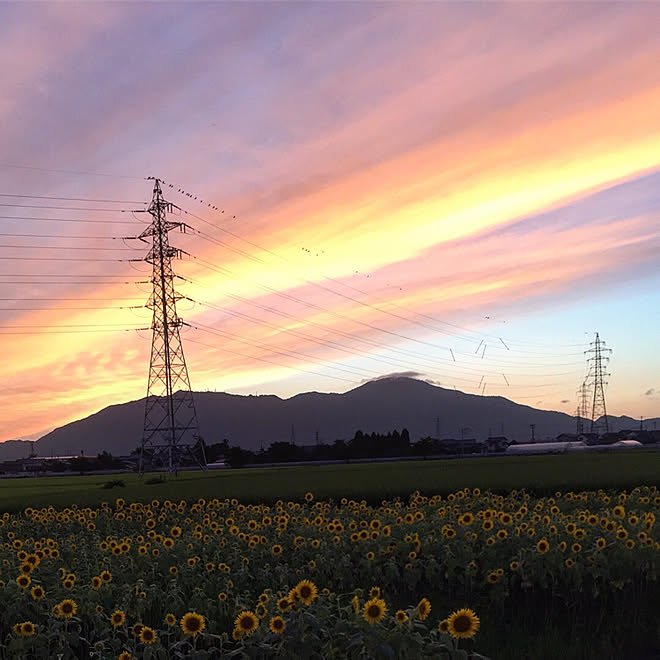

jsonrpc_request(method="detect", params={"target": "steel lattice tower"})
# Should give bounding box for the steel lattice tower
[575,380,589,435]
[138,178,206,475]
[586,332,611,436]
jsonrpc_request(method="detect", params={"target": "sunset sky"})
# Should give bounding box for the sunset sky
[1,2,659,442]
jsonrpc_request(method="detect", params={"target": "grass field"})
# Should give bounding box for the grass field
[1,450,658,512]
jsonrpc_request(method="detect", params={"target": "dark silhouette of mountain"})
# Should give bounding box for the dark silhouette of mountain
[1,377,657,460]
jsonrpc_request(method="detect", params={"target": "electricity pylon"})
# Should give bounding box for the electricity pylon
[575,380,589,435]
[137,178,206,475]
[585,332,611,436]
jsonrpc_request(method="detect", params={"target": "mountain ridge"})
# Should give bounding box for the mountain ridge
[1,377,656,460]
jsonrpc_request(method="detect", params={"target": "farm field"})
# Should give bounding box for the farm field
[0,484,658,659]
[0,450,659,512]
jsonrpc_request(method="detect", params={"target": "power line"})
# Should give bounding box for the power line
[173,201,586,351]
[188,321,379,380]
[184,336,354,384]
[184,293,579,381]
[0,193,146,204]
[0,163,143,179]
[0,245,141,251]
[0,214,138,225]
[0,203,138,212]
[185,255,583,369]
[0,233,139,240]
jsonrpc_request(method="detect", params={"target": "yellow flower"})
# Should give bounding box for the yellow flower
[363,597,387,624]
[269,615,286,634]
[111,610,126,627]
[234,610,258,636]
[536,538,550,554]
[30,585,45,600]
[416,598,431,621]
[19,621,35,636]
[181,612,205,636]
[57,599,77,619]
[295,579,318,606]
[139,626,157,644]
[16,575,31,589]
[447,608,480,639]
[165,613,176,626]
[395,609,408,624]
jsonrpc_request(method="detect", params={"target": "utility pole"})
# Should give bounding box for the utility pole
[137,178,206,475]
[585,332,611,436]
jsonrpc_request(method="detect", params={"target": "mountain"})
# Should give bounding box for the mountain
[2,377,657,460]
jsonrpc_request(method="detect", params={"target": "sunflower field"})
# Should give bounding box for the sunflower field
[0,485,657,659]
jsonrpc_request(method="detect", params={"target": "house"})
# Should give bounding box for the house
[485,436,510,453]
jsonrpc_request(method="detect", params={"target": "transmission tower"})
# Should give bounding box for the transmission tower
[575,380,589,435]
[585,332,611,436]
[137,178,206,475]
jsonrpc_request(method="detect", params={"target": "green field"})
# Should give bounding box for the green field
[1,450,658,511]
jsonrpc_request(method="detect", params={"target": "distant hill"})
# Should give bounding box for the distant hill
[2,377,657,460]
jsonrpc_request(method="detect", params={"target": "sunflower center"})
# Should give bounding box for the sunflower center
[454,615,470,632]
[367,605,381,618]
[188,618,201,631]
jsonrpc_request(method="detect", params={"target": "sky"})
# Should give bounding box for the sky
[1,2,659,442]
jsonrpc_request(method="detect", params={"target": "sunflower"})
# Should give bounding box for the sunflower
[132,624,143,638]
[13,623,22,636]
[165,613,176,626]
[536,539,550,554]
[351,594,360,614]
[234,610,258,636]
[416,597,431,621]
[118,652,132,660]
[181,612,206,637]
[269,615,286,634]
[564,558,574,568]
[139,626,157,644]
[295,579,318,606]
[30,585,45,600]
[20,620,35,636]
[100,570,112,583]
[111,610,126,627]
[447,608,480,639]
[271,544,283,556]
[487,572,499,584]
[363,597,387,624]
[58,599,77,618]
[16,575,31,589]
[395,609,408,624]
[369,586,381,599]
[305,492,314,502]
